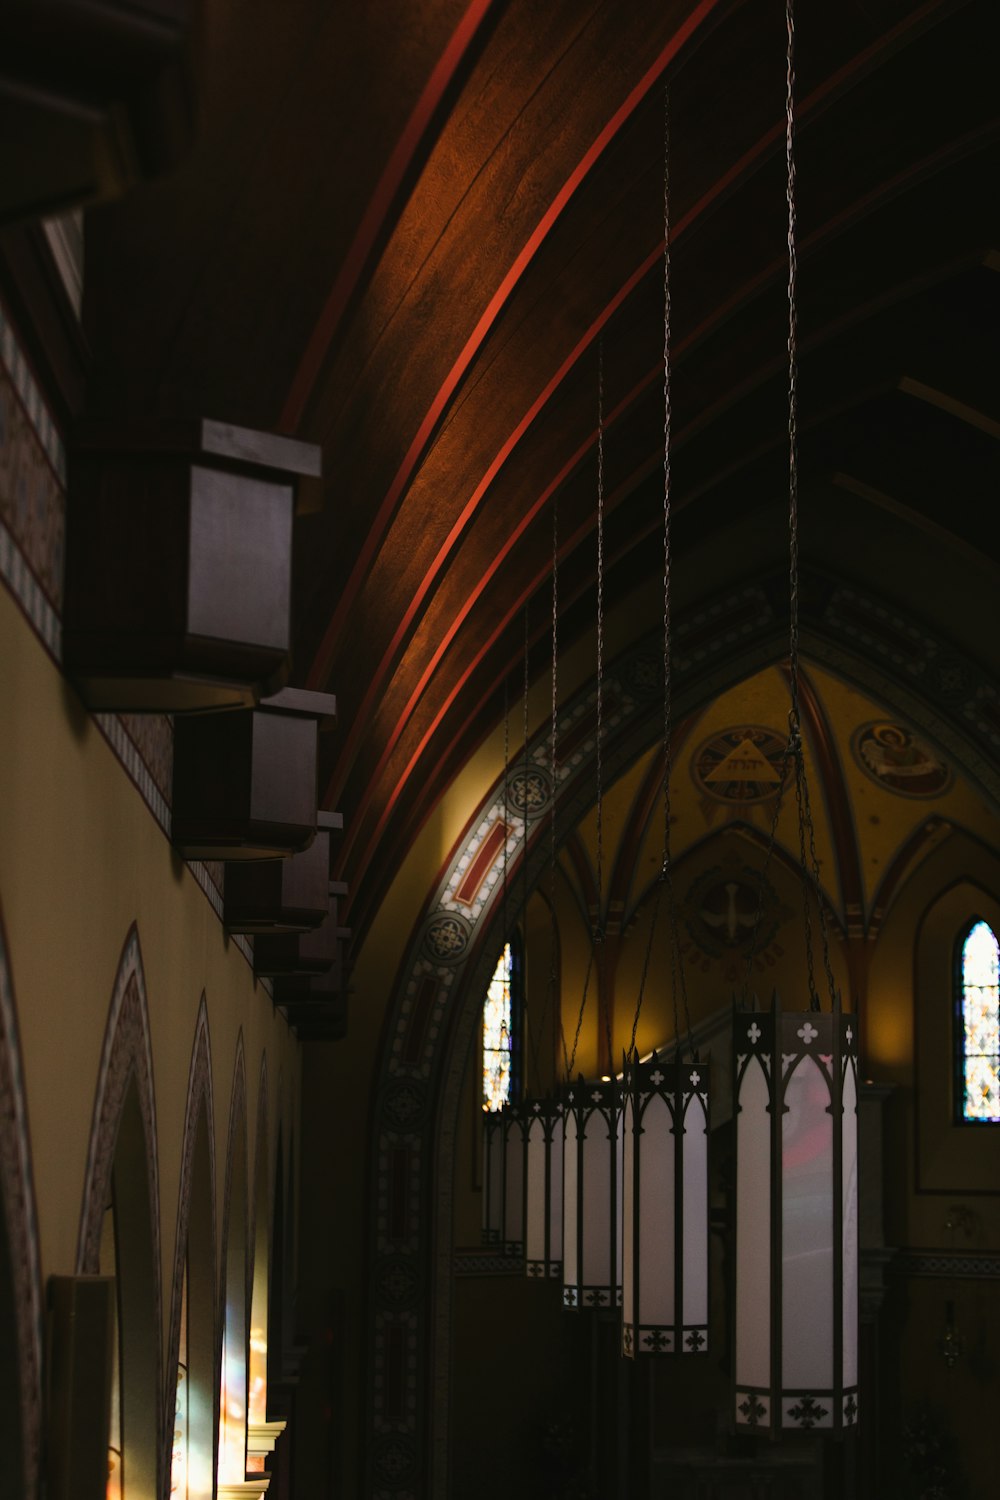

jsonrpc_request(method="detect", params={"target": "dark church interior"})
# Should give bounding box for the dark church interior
[0,1,998,1497]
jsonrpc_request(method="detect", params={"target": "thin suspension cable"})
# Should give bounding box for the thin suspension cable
[746,0,838,1014]
[563,480,593,1080]
[595,342,605,944]
[501,675,509,951]
[596,338,615,1079]
[630,86,694,1061]
[549,494,567,1081]
[521,603,530,1077]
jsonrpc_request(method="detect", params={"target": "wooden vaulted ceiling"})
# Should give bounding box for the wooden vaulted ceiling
[85,0,1000,947]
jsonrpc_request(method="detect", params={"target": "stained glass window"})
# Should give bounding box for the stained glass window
[483,942,515,1112]
[170,1258,189,1498]
[956,919,1000,1124]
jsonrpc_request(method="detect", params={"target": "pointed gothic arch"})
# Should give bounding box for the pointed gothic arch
[77,924,162,1500]
[0,902,43,1499]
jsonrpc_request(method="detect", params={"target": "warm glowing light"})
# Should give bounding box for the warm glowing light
[960,921,1000,1122]
[218,1319,248,1483]
[482,944,513,1110]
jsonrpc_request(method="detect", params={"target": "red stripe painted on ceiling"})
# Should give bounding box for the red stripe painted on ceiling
[334,371,657,869]
[321,3,946,813]
[455,820,509,907]
[279,0,499,434]
[337,1,955,891]
[341,498,626,890]
[327,250,663,811]
[307,0,726,691]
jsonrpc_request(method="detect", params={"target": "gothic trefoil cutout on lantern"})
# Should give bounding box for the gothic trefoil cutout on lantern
[621,1052,709,1357]
[732,995,859,1432]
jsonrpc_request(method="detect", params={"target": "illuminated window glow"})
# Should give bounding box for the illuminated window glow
[170,1260,189,1497]
[958,920,1000,1123]
[482,943,514,1111]
[218,1309,247,1482]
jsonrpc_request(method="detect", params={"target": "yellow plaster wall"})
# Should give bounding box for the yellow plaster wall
[0,583,300,1355]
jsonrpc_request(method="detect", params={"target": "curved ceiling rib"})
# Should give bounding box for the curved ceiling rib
[278,0,501,433]
[304,0,728,692]
[333,142,988,882]
[317,0,969,827]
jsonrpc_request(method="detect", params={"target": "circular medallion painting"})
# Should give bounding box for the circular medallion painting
[691,725,788,804]
[423,911,472,963]
[851,722,952,798]
[505,763,553,819]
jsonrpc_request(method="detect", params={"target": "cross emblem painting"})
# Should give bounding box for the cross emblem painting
[591,1090,604,1104]
[650,1069,664,1086]
[846,1025,853,1044]
[748,1021,762,1044]
[690,1070,700,1086]
[798,1021,818,1044]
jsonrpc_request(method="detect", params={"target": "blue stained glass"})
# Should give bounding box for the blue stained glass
[960,921,1000,1123]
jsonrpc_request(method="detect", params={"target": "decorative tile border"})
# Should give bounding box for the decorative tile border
[894,1249,1000,1281]
[0,299,67,485]
[452,1249,524,1277]
[0,515,61,658]
[0,906,44,1498]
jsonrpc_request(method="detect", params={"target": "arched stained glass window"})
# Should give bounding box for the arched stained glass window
[956,919,1000,1124]
[483,941,517,1111]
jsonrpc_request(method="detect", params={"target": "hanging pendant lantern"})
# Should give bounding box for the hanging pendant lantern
[733,995,858,1432]
[562,1077,622,1309]
[621,1052,710,1356]
[523,1096,563,1279]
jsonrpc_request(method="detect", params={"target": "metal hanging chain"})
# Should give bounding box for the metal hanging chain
[561,540,592,1079]
[630,86,694,1062]
[743,0,804,1008]
[520,601,531,1073]
[565,341,608,1081]
[502,675,509,950]
[548,492,561,1076]
[783,0,837,1013]
[595,338,606,950]
[596,338,616,1080]
[527,502,559,1087]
